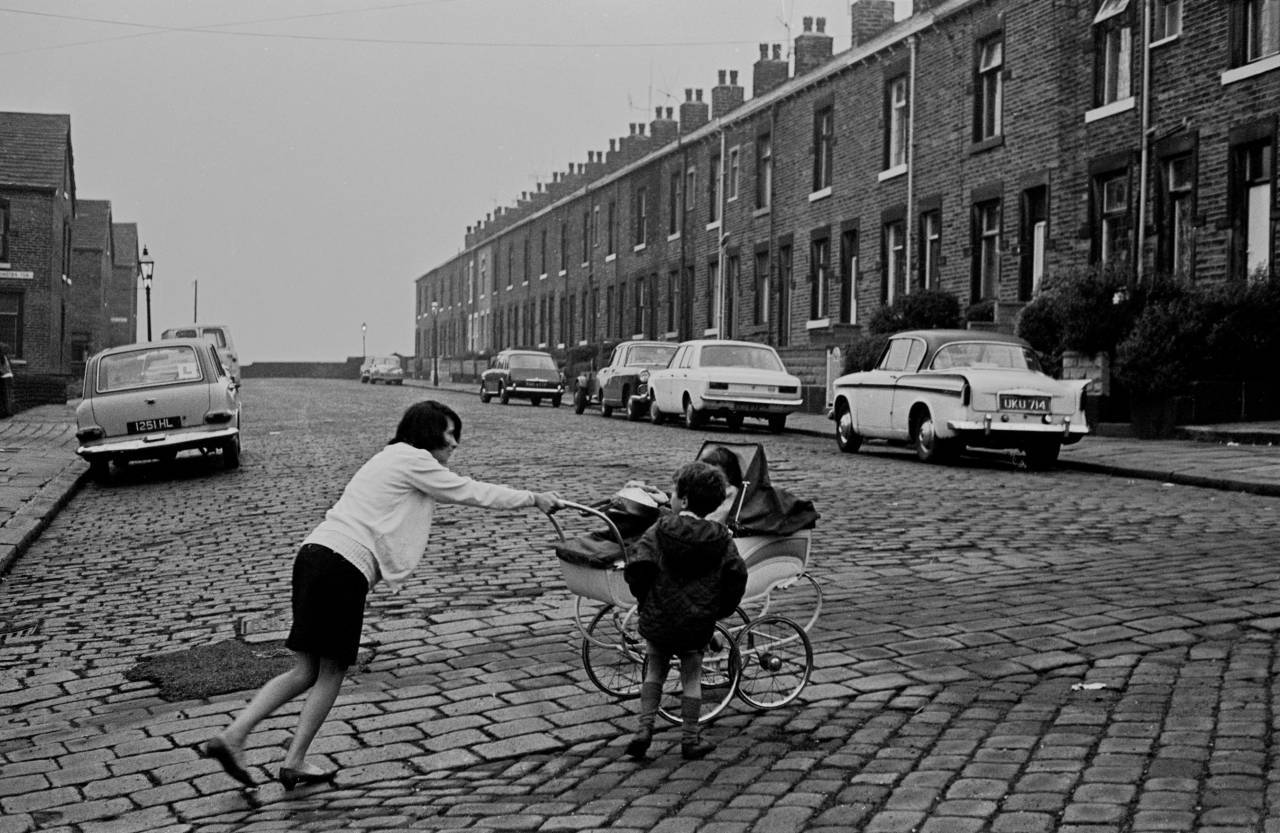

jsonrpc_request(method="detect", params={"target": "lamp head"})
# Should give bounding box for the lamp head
[139,246,155,288]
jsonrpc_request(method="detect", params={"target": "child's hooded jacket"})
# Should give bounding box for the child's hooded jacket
[624,512,748,652]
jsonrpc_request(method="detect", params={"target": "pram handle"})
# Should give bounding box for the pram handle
[545,500,631,565]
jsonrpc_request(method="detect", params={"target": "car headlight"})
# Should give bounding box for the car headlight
[639,370,649,383]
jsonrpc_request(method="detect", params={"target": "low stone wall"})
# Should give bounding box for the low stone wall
[241,360,361,380]
[8,373,73,415]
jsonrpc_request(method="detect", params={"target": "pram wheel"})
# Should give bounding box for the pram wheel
[656,623,741,725]
[734,615,812,710]
[581,605,644,699]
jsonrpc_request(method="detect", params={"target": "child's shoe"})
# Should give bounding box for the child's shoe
[625,729,652,760]
[681,739,715,760]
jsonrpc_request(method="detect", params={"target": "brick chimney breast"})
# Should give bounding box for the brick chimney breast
[680,87,709,133]
[753,43,790,97]
[712,67,745,118]
[651,106,679,144]
[851,0,896,47]
[796,14,834,75]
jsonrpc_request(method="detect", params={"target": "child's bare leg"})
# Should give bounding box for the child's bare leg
[282,658,346,772]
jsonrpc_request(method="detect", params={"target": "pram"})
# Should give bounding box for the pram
[549,442,821,724]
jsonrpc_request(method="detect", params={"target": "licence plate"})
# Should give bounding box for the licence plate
[127,416,180,434]
[999,395,1050,412]
[736,402,766,411]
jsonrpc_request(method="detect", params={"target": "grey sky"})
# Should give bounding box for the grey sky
[2,0,904,362]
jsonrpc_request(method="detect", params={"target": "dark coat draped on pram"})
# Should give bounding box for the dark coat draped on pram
[700,442,820,537]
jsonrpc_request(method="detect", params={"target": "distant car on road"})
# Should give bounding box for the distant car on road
[160,323,239,382]
[360,355,404,385]
[646,339,803,432]
[574,340,678,420]
[480,349,564,407]
[828,329,1089,470]
[74,339,242,483]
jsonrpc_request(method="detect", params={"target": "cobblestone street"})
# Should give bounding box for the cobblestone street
[2,378,1280,832]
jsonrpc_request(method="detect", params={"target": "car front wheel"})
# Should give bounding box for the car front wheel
[573,389,588,414]
[480,382,492,403]
[1024,440,1061,471]
[835,402,862,454]
[499,383,510,405]
[649,396,666,426]
[912,410,958,464]
[551,395,562,408]
[767,414,787,433]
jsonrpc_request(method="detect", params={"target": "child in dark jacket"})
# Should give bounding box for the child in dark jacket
[623,460,748,760]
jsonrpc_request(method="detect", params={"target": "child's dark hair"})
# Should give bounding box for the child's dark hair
[697,446,743,487]
[390,401,461,451]
[674,461,728,517]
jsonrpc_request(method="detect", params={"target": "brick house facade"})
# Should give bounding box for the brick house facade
[415,0,1279,394]
[70,199,113,374]
[108,223,140,349]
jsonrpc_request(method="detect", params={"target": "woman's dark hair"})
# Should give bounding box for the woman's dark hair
[674,461,727,518]
[697,446,743,487]
[390,400,462,451]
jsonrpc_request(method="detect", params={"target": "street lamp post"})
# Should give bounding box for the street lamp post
[361,322,367,360]
[139,246,155,341]
[431,301,440,387]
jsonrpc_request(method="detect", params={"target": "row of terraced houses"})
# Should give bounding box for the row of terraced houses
[0,112,143,407]
[414,0,1279,406]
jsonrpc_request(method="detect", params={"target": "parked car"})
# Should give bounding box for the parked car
[646,339,803,432]
[829,329,1089,470]
[160,323,239,382]
[74,339,242,482]
[574,340,678,419]
[361,355,404,385]
[479,349,564,407]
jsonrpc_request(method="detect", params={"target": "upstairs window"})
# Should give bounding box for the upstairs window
[540,229,548,275]
[709,151,722,224]
[1094,1,1133,106]
[0,198,9,262]
[686,167,697,212]
[559,221,568,272]
[1152,0,1183,42]
[606,201,616,255]
[756,133,773,209]
[813,106,834,192]
[669,169,683,236]
[633,187,648,247]
[581,211,590,263]
[1238,0,1280,63]
[974,35,1004,141]
[885,76,909,170]
[727,147,740,200]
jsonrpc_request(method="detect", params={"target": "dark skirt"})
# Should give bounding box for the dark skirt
[285,543,369,667]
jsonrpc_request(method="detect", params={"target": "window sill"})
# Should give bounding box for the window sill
[633,243,646,253]
[521,280,529,287]
[878,164,907,182]
[809,186,833,202]
[805,317,832,330]
[753,206,771,218]
[605,253,617,263]
[1148,33,1180,49]
[668,232,681,242]
[1222,53,1280,85]
[968,135,1004,155]
[557,269,567,277]
[506,284,513,292]
[539,273,548,280]
[664,331,678,339]
[702,327,720,337]
[1084,96,1136,123]
[706,220,722,232]
[580,262,589,268]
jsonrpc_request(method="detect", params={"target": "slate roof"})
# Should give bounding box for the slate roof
[113,223,138,267]
[73,200,112,251]
[0,112,73,191]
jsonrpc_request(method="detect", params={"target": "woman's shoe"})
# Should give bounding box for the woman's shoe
[201,737,256,788]
[278,766,338,791]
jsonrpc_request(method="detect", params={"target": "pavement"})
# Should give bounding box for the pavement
[2,388,1279,580]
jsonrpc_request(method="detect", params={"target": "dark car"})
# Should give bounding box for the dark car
[479,349,564,407]
[574,340,678,420]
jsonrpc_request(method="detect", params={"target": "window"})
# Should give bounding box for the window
[540,229,548,275]
[756,133,773,209]
[1239,0,1280,63]
[1234,140,1274,280]
[724,255,738,338]
[727,147,740,200]
[0,199,9,262]
[1095,3,1132,106]
[667,270,678,332]
[618,280,627,336]
[885,76,909,170]
[635,279,646,336]
[975,35,1004,141]
[1159,155,1195,278]
[0,292,21,357]
[669,169,683,236]
[562,294,572,344]
[706,260,720,329]
[709,151,722,224]
[523,237,530,282]
[686,167,697,211]
[919,211,941,289]
[883,221,905,304]
[813,106,834,191]
[605,286,614,338]
[606,201,616,255]
[1020,186,1049,299]
[839,230,857,324]
[1152,0,1182,41]
[560,221,568,272]
[777,245,792,346]
[809,237,830,320]
[633,187,648,247]
[754,250,771,325]
[581,211,590,263]
[592,206,600,249]
[1094,171,1130,264]
[973,200,1002,300]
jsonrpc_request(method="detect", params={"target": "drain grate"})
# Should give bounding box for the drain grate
[0,618,41,644]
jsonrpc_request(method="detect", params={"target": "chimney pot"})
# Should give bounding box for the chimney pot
[730,69,739,85]
[655,106,662,118]
[759,43,769,59]
[816,16,826,33]
[718,69,727,84]
[696,88,703,101]
[685,88,693,101]
[610,138,617,151]
[638,123,645,135]
[666,106,673,118]
[772,43,782,60]
[803,16,813,31]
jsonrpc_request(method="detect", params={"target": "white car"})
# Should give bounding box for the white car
[647,339,803,432]
[829,329,1089,470]
[160,323,239,382]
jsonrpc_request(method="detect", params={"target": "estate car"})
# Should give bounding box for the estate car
[479,349,564,407]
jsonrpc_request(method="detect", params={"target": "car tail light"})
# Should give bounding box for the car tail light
[76,426,104,442]
[779,386,798,394]
[961,383,971,407]
[204,410,235,424]
[709,382,729,390]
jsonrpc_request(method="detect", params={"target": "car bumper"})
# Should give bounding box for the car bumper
[77,426,240,459]
[947,417,1088,438]
[509,386,564,397]
[699,394,802,414]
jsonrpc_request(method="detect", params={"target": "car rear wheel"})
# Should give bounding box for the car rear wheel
[601,400,613,418]
[683,397,705,430]
[649,397,666,425]
[499,383,510,405]
[530,397,541,407]
[767,414,787,433]
[573,389,588,414]
[1024,440,1061,471]
[361,377,369,384]
[726,413,744,432]
[89,458,111,484]
[835,402,862,454]
[551,395,562,408]
[912,411,958,464]
[223,435,241,469]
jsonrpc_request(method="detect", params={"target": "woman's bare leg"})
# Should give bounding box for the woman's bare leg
[281,657,346,772]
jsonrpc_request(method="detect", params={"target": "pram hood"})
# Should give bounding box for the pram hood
[696,441,819,536]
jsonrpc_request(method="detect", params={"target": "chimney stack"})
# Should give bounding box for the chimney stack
[851,0,896,47]
[753,43,789,97]
[795,15,834,75]
[679,88,709,133]
[711,68,745,118]
[651,106,679,144]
